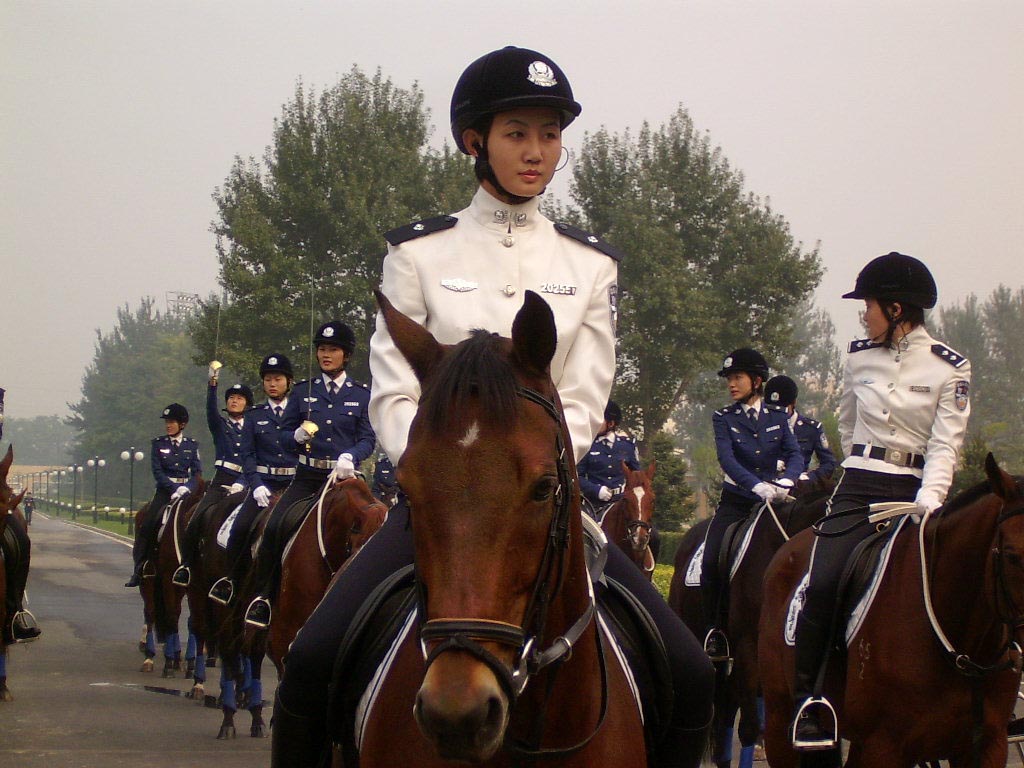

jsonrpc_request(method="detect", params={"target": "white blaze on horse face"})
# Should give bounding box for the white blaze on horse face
[633,486,646,507]
[457,421,480,449]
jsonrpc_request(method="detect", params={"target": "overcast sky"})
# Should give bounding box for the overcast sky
[2,0,1021,418]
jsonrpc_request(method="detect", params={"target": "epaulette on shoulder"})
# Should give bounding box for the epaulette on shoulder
[350,380,370,391]
[385,215,458,246]
[803,416,821,427]
[848,339,882,354]
[765,403,787,413]
[554,223,624,262]
[931,343,969,368]
[714,407,731,417]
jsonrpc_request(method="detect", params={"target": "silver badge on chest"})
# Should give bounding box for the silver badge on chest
[441,278,478,292]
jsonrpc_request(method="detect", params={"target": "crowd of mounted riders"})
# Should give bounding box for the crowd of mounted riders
[5,44,1019,768]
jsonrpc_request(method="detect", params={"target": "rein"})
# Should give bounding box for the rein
[416,384,607,758]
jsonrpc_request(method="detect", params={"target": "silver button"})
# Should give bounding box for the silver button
[413,223,424,231]
[894,355,901,362]
[326,420,332,425]
[503,285,516,297]
[587,235,599,243]
[502,235,515,247]
[514,213,528,226]
[888,383,895,389]
[882,409,889,415]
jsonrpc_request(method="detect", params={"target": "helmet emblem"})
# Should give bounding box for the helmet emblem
[323,327,335,338]
[770,392,779,401]
[723,357,733,368]
[268,357,278,365]
[163,408,170,416]
[527,61,557,87]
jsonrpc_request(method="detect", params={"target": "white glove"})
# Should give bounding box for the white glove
[751,482,775,503]
[208,360,222,380]
[294,427,312,444]
[171,486,189,500]
[598,486,613,502]
[799,472,810,481]
[227,482,245,495]
[771,484,791,502]
[334,453,356,479]
[915,491,942,516]
[253,485,272,508]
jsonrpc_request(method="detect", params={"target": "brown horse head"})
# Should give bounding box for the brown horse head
[619,460,656,553]
[984,453,1024,646]
[377,289,589,762]
[322,476,388,573]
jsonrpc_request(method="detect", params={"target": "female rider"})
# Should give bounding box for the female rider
[791,252,971,750]
[272,46,714,768]
[702,348,802,661]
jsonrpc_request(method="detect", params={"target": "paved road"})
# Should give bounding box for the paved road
[1,513,275,767]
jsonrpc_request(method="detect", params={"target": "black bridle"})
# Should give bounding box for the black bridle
[415,384,608,757]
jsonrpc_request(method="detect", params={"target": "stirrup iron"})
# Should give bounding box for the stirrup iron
[791,696,839,751]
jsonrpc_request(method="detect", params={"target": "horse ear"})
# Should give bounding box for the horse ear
[645,459,656,481]
[984,453,1019,501]
[375,290,444,383]
[12,488,26,509]
[0,445,12,484]
[511,291,557,375]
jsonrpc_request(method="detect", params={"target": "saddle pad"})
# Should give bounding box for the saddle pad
[216,501,245,549]
[684,541,705,586]
[729,506,764,581]
[784,515,909,647]
[682,506,765,587]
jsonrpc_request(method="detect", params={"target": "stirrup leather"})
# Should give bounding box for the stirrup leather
[244,596,272,629]
[208,577,235,605]
[791,696,839,751]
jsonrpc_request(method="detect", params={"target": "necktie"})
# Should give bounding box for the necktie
[329,382,339,395]
[748,408,758,425]
[274,406,282,418]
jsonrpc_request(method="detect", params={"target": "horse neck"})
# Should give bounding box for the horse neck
[603,499,630,542]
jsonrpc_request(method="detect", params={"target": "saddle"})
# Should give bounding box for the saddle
[327,563,673,765]
[683,504,766,588]
[1,522,23,572]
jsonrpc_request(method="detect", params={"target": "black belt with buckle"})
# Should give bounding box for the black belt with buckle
[852,443,925,470]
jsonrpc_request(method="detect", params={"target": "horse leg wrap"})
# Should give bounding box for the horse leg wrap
[221,669,237,712]
[248,679,263,710]
[194,653,207,683]
[738,744,754,768]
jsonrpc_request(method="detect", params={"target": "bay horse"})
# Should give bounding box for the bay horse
[759,454,1024,768]
[600,461,657,580]
[668,481,831,768]
[0,446,27,702]
[341,290,646,767]
[269,474,386,675]
[135,482,205,677]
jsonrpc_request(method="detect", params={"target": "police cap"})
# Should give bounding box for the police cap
[225,383,254,408]
[160,403,189,423]
[718,348,770,380]
[313,321,356,354]
[842,252,937,309]
[765,375,799,407]
[259,353,294,378]
[451,46,582,154]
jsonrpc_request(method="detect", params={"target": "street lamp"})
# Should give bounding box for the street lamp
[68,464,84,519]
[86,457,106,522]
[121,448,145,534]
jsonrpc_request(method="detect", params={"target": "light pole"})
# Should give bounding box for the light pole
[68,464,84,519]
[121,448,145,534]
[87,457,106,522]
[55,469,63,513]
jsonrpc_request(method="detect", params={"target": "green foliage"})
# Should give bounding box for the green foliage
[1,415,74,466]
[647,430,695,530]
[66,298,213,502]
[559,108,822,440]
[192,68,477,382]
[775,298,843,416]
[937,285,1024,480]
[655,531,688,566]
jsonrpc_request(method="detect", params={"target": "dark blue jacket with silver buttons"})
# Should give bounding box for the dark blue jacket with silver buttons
[206,383,245,476]
[577,434,641,504]
[792,414,837,482]
[713,402,803,500]
[150,435,201,493]
[241,401,299,487]
[279,376,376,467]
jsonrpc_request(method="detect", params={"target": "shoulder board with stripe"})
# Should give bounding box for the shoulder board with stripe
[554,223,624,262]
[931,344,969,368]
[765,403,787,413]
[848,339,882,354]
[802,417,821,428]
[385,215,458,246]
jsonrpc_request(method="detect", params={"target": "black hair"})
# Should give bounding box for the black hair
[881,301,926,347]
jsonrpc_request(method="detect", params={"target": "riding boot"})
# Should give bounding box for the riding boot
[271,692,325,768]
[245,553,277,628]
[791,614,837,750]
[11,610,41,642]
[125,560,143,588]
[654,723,710,768]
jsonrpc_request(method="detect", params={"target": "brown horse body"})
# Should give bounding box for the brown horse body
[668,483,831,767]
[269,476,386,676]
[760,456,1024,768]
[600,461,657,580]
[346,291,645,767]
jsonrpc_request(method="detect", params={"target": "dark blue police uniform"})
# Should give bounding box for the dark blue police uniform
[371,453,397,504]
[791,414,837,482]
[577,432,640,504]
[132,434,201,568]
[702,402,802,631]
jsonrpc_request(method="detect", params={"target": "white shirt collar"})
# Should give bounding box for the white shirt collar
[466,186,542,231]
[270,396,288,411]
[742,398,761,416]
[322,371,348,389]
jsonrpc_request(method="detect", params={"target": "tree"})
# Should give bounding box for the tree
[67,298,214,501]
[775,299,843,417]
[646,430,696,530]
[192,67,477,382]
[558,108,822,445]
[1,415,74,466]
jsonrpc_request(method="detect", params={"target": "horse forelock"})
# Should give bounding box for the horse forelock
[419,330,521,436]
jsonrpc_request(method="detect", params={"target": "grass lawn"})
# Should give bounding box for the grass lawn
[652,563,674,599]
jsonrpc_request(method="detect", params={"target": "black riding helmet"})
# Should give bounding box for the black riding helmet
[160,403,189,423]
[259,353,294,379]
[604,400,622,424]
[313,321,356,354]
[451,46,582,154]
[717,348,770,381]
[842,252,937,309]
[224,383,254,409]
[765,375,799,408]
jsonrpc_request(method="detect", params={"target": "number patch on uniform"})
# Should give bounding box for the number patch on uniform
[540,283,577,296]
[954,380,969,411]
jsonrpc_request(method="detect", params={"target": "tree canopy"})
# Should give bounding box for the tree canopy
[191,67,476,382]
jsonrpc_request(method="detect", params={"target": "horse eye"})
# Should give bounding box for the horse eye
[532,477,558,502]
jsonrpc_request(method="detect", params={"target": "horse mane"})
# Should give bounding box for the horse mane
[419,329,519,434]
[939,474,1024,518]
